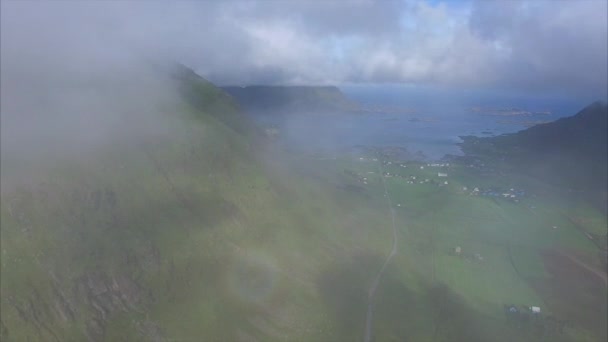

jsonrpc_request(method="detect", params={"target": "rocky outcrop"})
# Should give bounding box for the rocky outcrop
[4,269,163,342]
[75,272,147,341]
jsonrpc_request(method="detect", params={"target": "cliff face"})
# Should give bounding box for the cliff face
[221,85,359,113]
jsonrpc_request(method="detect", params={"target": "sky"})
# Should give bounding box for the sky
[1,0,607,99]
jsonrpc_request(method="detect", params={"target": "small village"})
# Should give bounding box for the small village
[349,156,528,203]
[503,304,568,338]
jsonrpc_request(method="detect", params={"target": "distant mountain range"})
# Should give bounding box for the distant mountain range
[461,101,608,211]
[221,85,359,114]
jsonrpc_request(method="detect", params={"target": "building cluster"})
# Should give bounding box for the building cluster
[468,187,526,202]
[451,246,484,262]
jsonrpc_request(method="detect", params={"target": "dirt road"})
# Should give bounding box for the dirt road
[364,163,399,342]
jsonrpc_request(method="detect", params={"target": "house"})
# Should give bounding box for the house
[265,128,279,138]
[530,306,541,314]
[438,172,448,177]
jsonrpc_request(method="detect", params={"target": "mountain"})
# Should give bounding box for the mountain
[0,65,391,341]
[221,85,359,114]
[171,64,261,137]
[494,101,606,154]
[460,101,608,211]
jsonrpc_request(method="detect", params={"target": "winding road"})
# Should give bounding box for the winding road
[364,163,399,342]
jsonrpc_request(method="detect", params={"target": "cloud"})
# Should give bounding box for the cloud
[0,1,190,182]
[1,0,606,96]
[468,0,608,95]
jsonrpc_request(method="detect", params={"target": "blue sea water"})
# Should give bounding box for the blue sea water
[252,85,595,160]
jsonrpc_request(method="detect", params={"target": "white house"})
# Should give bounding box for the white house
[438,172,448,177]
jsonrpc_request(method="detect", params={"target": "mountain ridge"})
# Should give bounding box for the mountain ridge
[460,101,608,211]
[221,84,359,114]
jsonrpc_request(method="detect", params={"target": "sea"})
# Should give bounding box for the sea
[250,85,597,161]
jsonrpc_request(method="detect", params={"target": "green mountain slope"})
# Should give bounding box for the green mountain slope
[221,85,359,114]
[0,66,390,341]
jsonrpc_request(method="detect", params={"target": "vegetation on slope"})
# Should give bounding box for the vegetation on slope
[0,65,391,341]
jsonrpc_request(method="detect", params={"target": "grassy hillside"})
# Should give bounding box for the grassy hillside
[0,66,392,341]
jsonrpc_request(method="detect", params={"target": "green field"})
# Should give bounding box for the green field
[325,155,607,341]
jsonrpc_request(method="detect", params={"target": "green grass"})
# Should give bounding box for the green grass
[326,157,607,341]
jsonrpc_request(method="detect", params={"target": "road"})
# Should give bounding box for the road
[364,163,399,342]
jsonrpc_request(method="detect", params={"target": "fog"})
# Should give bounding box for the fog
[0,4,191,191]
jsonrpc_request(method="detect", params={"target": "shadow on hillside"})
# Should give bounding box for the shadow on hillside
[318,255,554,342]
[531,249,608,341]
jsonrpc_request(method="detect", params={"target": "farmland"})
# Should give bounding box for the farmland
[310,150,607,342]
